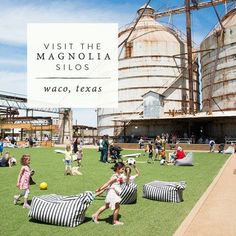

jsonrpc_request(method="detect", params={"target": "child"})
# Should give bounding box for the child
[168,150,176,163]
[3,152,17,167]
[160,147,167,165]
[13,154,31,209]
[123,164,140,184]
[71,166,82,176]
[0,152,12,167]
[146,142,154,163]
[64,144,73,175]
[154,136,162,160]
[76,149,83,167]
[92,162,125,226]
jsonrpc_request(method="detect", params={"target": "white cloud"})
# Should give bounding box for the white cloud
[0,58,26,67]
[0,4,133,45]
[0,71,26,94]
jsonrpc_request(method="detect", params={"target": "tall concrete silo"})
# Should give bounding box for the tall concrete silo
[200,8,236,114]
[97,5,199,137]
[58,109,73,144]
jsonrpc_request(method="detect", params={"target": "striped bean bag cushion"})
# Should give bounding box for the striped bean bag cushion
[120,183,137,204]
[143,181,186,203]
[28,191,94,227]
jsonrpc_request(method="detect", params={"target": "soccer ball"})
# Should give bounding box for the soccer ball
[127,158,136,166]
[160,159,165,165]
[39,182,48,190]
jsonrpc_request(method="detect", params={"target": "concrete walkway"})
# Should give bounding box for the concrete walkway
[174,153,236,236]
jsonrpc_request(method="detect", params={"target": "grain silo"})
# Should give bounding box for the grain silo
[200,8,236,114]
[97,5,199,138]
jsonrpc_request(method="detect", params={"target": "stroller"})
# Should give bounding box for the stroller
[218,143,225,153]
[109,145,123,163]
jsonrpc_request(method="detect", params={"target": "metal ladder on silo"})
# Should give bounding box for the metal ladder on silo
[157,54,198,114]
[208,30,224,114]
[113,103,143,137]
[159,55,198,96]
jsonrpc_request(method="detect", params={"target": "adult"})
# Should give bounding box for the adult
[138,137,144,149]
[175,146,186,160]
[101,135,109,163]
[209,139,215,152]
[191,133,196,144]
[79,138,83,149]
[169,146,186,162]
[161,136,167,150]
[0,137,4,155]
[154,136,162,160]
[73,138,79,154]
[98,136,104,162]
[218,143,225,153]
[171,132,177,144]
[29,136,34,148]
[11,137,17,146]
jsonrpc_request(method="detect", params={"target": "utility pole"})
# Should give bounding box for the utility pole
[185,0,194,114]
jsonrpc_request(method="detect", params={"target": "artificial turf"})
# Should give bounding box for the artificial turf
[0,147,229,236]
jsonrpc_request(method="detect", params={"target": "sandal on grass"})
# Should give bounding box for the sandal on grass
[92,215,99,224]
[113,221,124,226]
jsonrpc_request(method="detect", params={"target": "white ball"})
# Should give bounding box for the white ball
[160,159,165,165]
[127,158,136,165]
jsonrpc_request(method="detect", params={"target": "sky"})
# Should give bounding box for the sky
[0,0,230,127]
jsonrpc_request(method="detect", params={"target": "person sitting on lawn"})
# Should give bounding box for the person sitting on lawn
[0,151,16,167]
[169,146,185,163]
[160,147,167,165]
[175,146,186,160]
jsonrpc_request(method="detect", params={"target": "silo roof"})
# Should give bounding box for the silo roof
[119,5,182,44]
[221,8,236,27]
[138,4,154,11]
[204,8,236,38]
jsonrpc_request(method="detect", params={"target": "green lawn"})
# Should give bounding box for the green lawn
[0,147,229,236]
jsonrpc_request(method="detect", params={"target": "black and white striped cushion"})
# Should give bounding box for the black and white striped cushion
[120,183,137,204]
[28,191,94,227]
[143,181,186,203]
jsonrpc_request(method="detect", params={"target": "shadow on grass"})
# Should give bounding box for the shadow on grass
[91,214,122,225]
[29,216,92,226]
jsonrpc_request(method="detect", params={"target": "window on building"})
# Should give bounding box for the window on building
[125,42,133,58]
